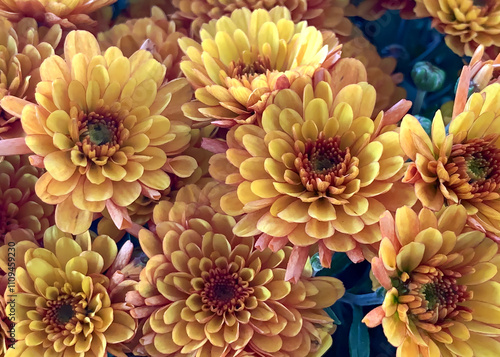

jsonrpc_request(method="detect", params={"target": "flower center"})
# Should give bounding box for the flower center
[200,268,253,315]
[42,292,87,330]
[55,303,75,324]
[228,56,273,79]
[295,134,357,193]
[0,205,19,243]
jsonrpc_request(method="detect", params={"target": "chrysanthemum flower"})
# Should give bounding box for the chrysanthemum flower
[209,70,416,282]
[98,6,186,82]
[5,225,138,357]
[0,155,54,243]
[346,0,416,20]
[172,0,352,37]
[0,18,61,138]
[414,0,500,56]
[0,0,116,29]
[401,80,500,238]
[364,205,500,356]
[341,35,406,113]
[128,183,344,357]
[179,7,341,128]
[1,30,196,235]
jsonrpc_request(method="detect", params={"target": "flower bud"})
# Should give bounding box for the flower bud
[411,61,446,92]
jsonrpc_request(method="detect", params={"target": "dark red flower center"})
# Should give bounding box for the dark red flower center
[228,56,272,79]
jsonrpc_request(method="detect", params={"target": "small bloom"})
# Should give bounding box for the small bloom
[365,205,500,356]
[0,18,62,138]
[401,81,500,238]
[179,7,341,128]
[130,183,344,357]
[0,0,116,29]
[5,226,138,357]
[415,0,500,56]
[209,69,416,282]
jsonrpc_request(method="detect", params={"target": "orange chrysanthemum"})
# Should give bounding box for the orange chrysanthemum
[364,205,500,357]
[0,0,116,29]
[414,0,500,56]
[179,7,341,128]
[5,226,138,357]
[0,155,54,243]
[98,6,186,82]
[128,183,344,357]
[346,0,416,20]
[172,0,352,37]
[0,18,61,138]
[209,69,416,282]
[1,30,196,235]
[401,79,500,238]
[341,35,406,113]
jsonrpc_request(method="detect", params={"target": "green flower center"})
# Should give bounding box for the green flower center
[55,304,75,324]
[466,156,490,181]
[88,123,113,146]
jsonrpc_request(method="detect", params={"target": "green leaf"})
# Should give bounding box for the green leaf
[349,305,370,357]
[324,306,342,325]
[315,252,352,277]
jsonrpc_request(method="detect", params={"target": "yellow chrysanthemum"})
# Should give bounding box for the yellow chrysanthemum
[1,30,196,235]
[364,205,500,357]
[401,81,500,238]
[341,35,406,113]
[0,18,61,138]
[5,226,138,357]
[128,183,344,357]
[209,69,416,282]
[172,0,352,37]
[414,0,500,56]
[0,0,116,29]
[0,155,54,243]
[346,0,416,20]
[179,7,341,128]
[98,6,186,82]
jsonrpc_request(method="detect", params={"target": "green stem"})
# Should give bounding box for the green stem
[412,90,427,115]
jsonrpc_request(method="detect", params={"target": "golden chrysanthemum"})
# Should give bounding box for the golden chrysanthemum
[346,0,416,20]
[341,35,406,113]
[0,17,61,138]
[128,183,344,357]
[0,155,54,243]
[401,80,500,238]
[414,0,500,56]
[364,205,500,357]
[179,7,341,128]
[98,6,186,82]
[5,225,138,357]
[1,30,196,235]
[172,0,352,37]
[209,70,416,282]
[0,0,116,29]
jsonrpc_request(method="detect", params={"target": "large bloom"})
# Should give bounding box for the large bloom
[128,183,344,357]
[0,0,116,29]
[172,0,352,37]
[401,81,500,238]
[6,226,138,357]
[364,205,500,357]
[1,30,195,235]
[98,6,186,82]
[414,0,500,56]
[0,18,61,138]
[346,0,416,20]
[0,155,54,243]
[209,71,416,282]
[179,7,341,128]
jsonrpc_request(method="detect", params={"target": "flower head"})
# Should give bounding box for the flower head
[0,18,62,138]
[179,7,341,128]
[6,226,138,357]
[0,155,54,243]
[401,81,500,238]
[129,183,344,357]
[2,30,196,235]
[364,205,500,357]
[172,0,352,37]
[415,0,500,56]
[0,0,116,29]
[209,69,416,282]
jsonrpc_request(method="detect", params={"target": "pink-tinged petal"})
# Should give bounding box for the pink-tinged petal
[201,137,228,153]
[374,99,412,137]
[380,211,400,250]
[106,199,132,230]
[107,240,134,278]
[318,240,333,268]
[125,222,144,238]
[452,66,471,120]
[268,236,289,252]
[346,244,364,263]
[141,185,161,200]
[372,257,392,290]
[0,137,32,155]
[402,164,422,184]
[255,233,273,251]
[285,246,309,283]
[362,306,385,328]
[29,155,45,168]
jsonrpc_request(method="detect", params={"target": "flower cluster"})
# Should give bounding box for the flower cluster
[0,1,499,357]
